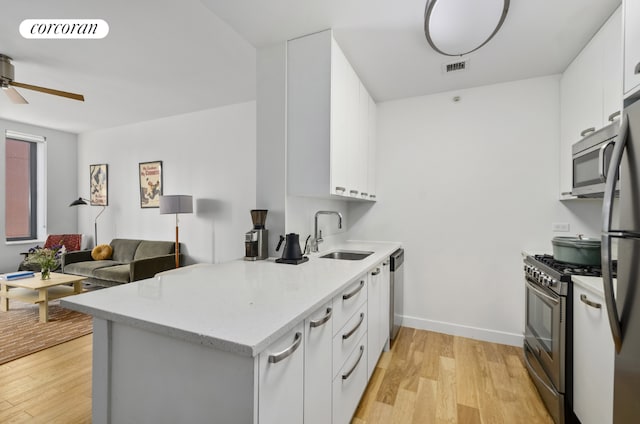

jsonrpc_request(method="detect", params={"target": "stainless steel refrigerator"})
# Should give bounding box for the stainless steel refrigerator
[602,98,640,423]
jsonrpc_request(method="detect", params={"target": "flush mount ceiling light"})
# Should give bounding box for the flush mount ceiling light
[424,0,510,56]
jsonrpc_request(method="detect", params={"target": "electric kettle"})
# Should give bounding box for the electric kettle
[275,233,309,265]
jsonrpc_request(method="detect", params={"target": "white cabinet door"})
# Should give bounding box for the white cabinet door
[573,285,614,424]
[602,7,623,125]
[258,323,304,424]
[332,333,368,424]
[330,40,350,196]
[304,303,333,424]
[367,264,382,378]
[334,303,368,378]
[381,258,390,351]
[623,0,640,97]
[367,95,377,201]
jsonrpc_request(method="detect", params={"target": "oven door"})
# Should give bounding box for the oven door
[524,278,566,392]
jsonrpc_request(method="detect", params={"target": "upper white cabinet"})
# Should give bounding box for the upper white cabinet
[559,7,622,198]
[287,29,377,201]
[573,284,614,424]
[623,0,640,99]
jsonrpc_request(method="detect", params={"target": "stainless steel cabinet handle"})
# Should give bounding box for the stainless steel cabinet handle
[369,194,376,199]
[341,346,365,380]
[350,190,359,195]
[635,62,640,75]
[342,313,365,340]
[361,192,368,197]
[342,280,365,300]
[608,110,621,122]
[335,186,346,193]
[268,332,302,364]
[309,307,332,328]
[371,267,381,276]
[580,127,596,137]
[580,294,602,309]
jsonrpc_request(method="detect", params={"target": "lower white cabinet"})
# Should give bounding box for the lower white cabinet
[573,284,615,424]
[367,259,390,378]
[334,303,368,377]
[258,323,305,424]
[304,303,334,424]
[332,333,368,424]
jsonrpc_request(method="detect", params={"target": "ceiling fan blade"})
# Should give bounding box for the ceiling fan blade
[10,81,84,102]
[3,86,28,104]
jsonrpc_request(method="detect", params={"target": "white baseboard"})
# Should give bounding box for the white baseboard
[401,315,524,347]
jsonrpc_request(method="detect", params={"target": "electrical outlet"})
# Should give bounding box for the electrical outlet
[552,222,570,232]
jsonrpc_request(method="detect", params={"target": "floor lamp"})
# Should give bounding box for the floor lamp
[69,197,106,247]
[159,195,193,268]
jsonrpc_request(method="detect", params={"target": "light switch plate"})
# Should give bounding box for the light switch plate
[552,222,570,232]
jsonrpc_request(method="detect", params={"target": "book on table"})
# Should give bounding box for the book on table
[0,271,35,281]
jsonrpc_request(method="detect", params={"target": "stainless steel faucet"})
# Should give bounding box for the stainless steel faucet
[312,211,343,252]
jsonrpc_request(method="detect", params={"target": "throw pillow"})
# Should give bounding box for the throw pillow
[92,244,113,260]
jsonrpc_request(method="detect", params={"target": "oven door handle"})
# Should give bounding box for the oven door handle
[525,280,559,305]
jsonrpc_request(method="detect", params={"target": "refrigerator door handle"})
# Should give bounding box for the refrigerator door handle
[602,234,623,353]
[601,114,628,354]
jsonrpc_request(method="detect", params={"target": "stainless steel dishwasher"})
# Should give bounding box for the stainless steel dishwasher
[390,248,404,341]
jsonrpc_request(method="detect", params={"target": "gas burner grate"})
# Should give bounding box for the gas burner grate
[532,254,616,278]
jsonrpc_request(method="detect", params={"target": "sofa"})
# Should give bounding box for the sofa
[62,238,181,287]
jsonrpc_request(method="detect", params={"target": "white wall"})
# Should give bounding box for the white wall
[348,75,602,345]
[0,118,78,273]
[77,102,256,264]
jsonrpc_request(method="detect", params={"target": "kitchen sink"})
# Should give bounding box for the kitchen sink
[319,250,374,261]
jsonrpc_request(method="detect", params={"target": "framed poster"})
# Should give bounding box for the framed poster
[139,161,163,208]
[89,164,108,206]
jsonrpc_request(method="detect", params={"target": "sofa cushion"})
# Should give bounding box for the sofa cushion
[63,260,121,278]
[134,240,175,260]
[92,264,132,284]
[110,239,142,263]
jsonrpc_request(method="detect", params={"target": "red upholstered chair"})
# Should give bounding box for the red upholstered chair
[18,234,83,271]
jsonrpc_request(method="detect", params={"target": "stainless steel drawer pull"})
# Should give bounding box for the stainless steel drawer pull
[268,332,302,364]
[350,190,359,195]
[608,110,621,122]
[342,313,365,340]
[580,127,596,137]
[369,194,376,199]
[335,186,346,193]
[310,307,332,328]
[361,192,368,197]
[580,294,602,309]
[342,346,365,380]
[342,280,365,300]
[371,268,381,276]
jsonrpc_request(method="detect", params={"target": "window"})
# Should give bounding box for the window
[5,131,46,242]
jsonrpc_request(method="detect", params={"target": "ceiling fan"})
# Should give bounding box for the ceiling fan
[0,54,84,104]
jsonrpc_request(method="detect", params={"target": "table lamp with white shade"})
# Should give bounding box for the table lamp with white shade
[159,195,193,268]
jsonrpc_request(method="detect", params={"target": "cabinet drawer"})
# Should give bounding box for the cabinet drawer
[332,333,368,424]
[333,303,367,378]
[333,274,367,335]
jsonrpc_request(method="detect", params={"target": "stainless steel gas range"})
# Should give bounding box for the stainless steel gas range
[522,254,614,424]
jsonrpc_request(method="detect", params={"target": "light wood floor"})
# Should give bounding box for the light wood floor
[0,329,552,423]
[353,328,553,424]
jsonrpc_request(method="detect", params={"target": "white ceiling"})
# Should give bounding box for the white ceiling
[0,0,621,134]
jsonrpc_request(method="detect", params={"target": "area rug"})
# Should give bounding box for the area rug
[0,299,93,365]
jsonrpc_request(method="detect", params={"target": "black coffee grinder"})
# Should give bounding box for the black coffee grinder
[244,209,268,261]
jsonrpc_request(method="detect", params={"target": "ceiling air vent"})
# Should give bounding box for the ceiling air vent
[442,59,469,74]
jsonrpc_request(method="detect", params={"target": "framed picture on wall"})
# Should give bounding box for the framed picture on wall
[139,161,163,208]
[89,164,108,206]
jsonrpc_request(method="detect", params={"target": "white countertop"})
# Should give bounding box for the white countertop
[61,241,401,357]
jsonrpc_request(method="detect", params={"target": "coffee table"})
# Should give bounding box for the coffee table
[0,272,86,323]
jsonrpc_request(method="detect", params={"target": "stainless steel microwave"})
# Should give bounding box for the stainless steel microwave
[571,122,619,197]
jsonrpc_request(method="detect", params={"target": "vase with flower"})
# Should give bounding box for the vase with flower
[25,244,65,280]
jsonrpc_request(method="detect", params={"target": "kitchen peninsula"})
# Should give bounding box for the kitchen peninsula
[62,241,401,424]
